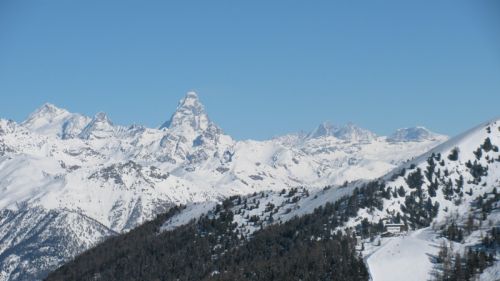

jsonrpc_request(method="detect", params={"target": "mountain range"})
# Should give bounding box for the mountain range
[0,92,469,280]
[47,113,500,281]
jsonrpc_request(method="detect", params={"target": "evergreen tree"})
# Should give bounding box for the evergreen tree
[406,168,424,190]
[482,137,493,152]
[397,186,406,197]
[473,148,482,160]
[448,148,459,161]
[454,252,465,281]
[425,156,436,182]
[428,179,438,197]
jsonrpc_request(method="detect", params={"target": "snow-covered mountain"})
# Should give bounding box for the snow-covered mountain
[21,103,91,139]
[0,92,447,280]
[47,116,500,281]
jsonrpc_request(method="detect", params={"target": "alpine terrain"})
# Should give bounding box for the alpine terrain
[0,92,450,280]
[47,115,500,281]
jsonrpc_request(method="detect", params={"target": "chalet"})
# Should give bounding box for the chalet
[382,223,407,237]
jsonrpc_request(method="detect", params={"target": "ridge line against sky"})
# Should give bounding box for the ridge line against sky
[1,0,499,140]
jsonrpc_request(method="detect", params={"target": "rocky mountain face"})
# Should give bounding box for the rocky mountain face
[0,92,447,280]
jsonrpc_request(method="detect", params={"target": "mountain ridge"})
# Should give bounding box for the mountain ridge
[19,92,444,143]
[0,92,448,280]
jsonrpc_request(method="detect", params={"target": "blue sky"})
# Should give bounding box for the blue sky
[1,0,499,140]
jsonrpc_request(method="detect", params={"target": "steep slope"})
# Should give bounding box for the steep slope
[0,208,114,281]
[348,118,500,280]
[0,92,447,280]
[46,193,370,281]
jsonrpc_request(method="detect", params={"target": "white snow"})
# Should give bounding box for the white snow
[367,228,443,281]
[161,201,217,231]
[479,261,500,281]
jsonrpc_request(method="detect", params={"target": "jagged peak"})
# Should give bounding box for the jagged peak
[0,119,18,135]
[334,122,377,142]
[36,102,65,113]
[160,91,214,132]
[307,121,338,139]
[78,112,115,139]
[307,121,376,142]
[184,91,199,101]
[93,112,113,124]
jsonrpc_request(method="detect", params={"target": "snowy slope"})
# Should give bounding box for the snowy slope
[366,228,445,281]
[350,118,500,280]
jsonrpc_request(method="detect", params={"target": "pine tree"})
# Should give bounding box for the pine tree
[465,215,475,234]
[425,157,436,182]
[428,179,438,197]
[455,175,464,191]
[482,137,493,152]
[398,186,406,197]
[448,148,459,161]
[406,168,424,189]
[473,148,482,160]
[442,179,454,200]
[439,242,452,280]
[454,252,465,281]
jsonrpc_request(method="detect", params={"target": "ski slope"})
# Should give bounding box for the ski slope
[367,228,443,281]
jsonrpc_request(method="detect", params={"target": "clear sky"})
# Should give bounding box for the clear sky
[1,0,499,140]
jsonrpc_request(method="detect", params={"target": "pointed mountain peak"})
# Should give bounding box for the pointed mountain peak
[38,102,62,112]
[160,91,212,132]
[78,112,115,139]
[21,103,93,138]
[93,112,112,124]
[388,126,445,142]
[307,121,338,139]
[23,103,70,124]
[176,91,203,112]
[334,122,377,142]
[185,91,199,99]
